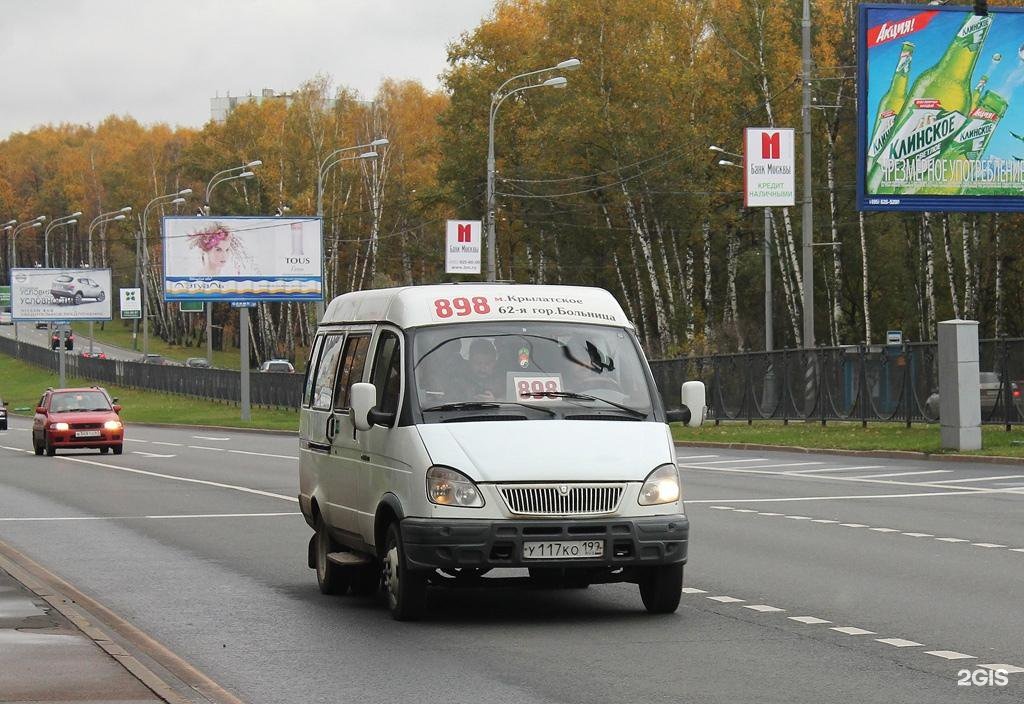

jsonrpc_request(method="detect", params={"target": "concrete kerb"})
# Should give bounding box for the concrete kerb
[674,440,1024,467]
[0,538,247,704]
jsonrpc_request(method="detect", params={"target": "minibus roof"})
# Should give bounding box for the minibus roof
[321,284,633,330]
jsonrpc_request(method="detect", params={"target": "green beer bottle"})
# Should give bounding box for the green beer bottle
[867,42,915,163]
[866,13,993,195]
[919,90,1009,195]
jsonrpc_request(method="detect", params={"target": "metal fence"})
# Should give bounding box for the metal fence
[0,335,303,409]
[648,339,1024,428]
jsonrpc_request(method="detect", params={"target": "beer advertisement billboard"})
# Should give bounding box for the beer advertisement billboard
[10,268,113,321]
[162,217,323,302]
[858,4,1024,211]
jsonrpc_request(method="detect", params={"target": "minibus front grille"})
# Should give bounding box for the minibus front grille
[498,484,626,516]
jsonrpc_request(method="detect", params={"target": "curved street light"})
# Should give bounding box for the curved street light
[44,212,83,267]
[87,206,132,268]
[486,58,579,280]
[316,140,387,217]
[204,161,261,215]
[138,189,191,355]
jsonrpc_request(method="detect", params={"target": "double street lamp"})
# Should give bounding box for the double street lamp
[43,212,83,267]
[137,190,192,355]
[486,57,579,281]
[85,206,131,357]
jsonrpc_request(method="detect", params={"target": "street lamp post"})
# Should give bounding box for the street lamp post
[486,58,579,281]
[315,142,384,321]
[1,220,15,282]
[43,212,82,267]
[204,164,259,368]
[9,217,45,342]
[137,190,191,354]
[86,207,131,357]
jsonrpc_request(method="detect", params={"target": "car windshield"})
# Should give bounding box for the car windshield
[50,391,111,413]
[412,322,654,421]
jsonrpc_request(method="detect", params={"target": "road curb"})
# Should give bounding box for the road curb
[674,440,1024,466]
[124,420,297,436]
[0,538,247,704]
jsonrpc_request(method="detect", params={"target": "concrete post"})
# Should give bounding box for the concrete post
[938,319,981,451]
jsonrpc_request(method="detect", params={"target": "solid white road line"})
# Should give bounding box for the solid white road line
[674,454,720,460]
[150,441,182,447]
[131,452,176,459]
[876,638,923,648]
[0,512,300,522]
[192,435,231,441]
[689,458,768,465]
[685,489,1002,503]
[925,650,975,660]
[785,465,885,474]
[930,474,1024,484]
[188,445,225,452]
[831,627,875,636]
[228,449,299,460]
[852,470,951,480]
[789,616,831,625]
[731,462,825,469]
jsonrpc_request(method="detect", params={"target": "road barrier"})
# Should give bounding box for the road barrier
[0,336,302,409]
[648,339,1024,428]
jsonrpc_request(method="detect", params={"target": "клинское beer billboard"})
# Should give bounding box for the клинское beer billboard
[858,4,1024,211]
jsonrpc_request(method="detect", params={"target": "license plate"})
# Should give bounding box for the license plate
[522,540,604,560]
[75,430,101,438]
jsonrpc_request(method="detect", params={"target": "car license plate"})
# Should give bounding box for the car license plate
[522,540,604,560]
[75,430,101,438]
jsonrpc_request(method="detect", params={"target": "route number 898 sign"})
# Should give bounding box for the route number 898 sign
[513,376,562,402]
[433,297,491,319]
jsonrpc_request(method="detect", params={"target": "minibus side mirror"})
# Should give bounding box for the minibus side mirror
[680,381,706,428]
[350,383,376,432]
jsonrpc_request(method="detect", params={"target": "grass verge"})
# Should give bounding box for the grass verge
[0,353,298,432]
[671,420,1024,458]
[71,321,244,369]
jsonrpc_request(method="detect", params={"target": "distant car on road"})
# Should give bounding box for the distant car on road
[50,330,74,351]
[0,397,8,431]
[81,347,107,360]
[32,387,123,456]
[35,321,49,330]
[259,359,295,373]
[139,354,167,365]
[51,275,106,305]
[185,357,211,368]
[925,372,1024,419]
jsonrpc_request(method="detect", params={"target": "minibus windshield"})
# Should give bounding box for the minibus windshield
[412,322,654,420]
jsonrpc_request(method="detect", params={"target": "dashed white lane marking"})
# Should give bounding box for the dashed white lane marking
[706,596,745,603]
[684,489,1005,503]
[785,515,813,520]
[901,532,934,538]
[192,435,231,441]
[675,454,719,460]
[0,512,300,522]
[931,474,1024,484]
[735,462,825,469]
[732,508,757,513]
[789,616,831,625]
[709,506,734,510]
[188,445,225,452]
[840,523,869,528]
[228,449,298,460]
[981,664,1024,674]
[786,465,885,474]
[936,538,970,543]
[759,512,783,516]
[853,470,951,480]
[124,438,148,443]
[680,588,707,594]
[693,458,768,465]
[971,543,1007,548]
[131,451,176,459]
[151,441,182,447]
[831,627,875,636]
[811,519,839,524]
[743,605,785,612]
[869,527,899,533]
[1011,548,1024,553]
[876,638,923,648]
[925,650,975,660]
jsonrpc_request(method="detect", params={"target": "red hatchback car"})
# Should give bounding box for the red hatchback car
[32,388,124,456]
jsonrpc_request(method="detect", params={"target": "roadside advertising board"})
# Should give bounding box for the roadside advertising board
[859,4,1024,211]
[10,268,113,321]
[163,217,323,302]
[445,220,482,274]
[119,288,142,319]
[0,285,10,307]
[743,128,796,207]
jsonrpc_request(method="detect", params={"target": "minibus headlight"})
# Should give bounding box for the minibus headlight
[426,466,484,508]
[639,464,681,505]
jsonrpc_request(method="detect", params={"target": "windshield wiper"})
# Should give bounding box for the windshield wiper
[422,401,556,417]
[523,391,648,418]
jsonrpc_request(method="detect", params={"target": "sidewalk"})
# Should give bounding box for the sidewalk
[0,566,164,703]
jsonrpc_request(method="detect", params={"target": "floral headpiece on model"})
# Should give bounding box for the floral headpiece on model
[187,223,235,252]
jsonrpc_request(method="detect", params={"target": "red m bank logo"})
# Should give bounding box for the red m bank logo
[762,132,781,160]
[457,224,473,243]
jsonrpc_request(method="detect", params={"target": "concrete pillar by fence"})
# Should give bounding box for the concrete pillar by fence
[938,319,981,451]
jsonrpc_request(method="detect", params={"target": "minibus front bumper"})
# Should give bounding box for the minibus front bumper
[401,514,688,570]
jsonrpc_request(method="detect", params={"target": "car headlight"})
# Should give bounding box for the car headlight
[103,420,122,430]
[426,466,484,508]
[52,422,70,432]
[639,464,681,505]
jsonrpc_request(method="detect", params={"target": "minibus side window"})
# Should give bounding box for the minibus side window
[334,334,370,411]
[310,334,344,411]
[370,331,402,418]
[302,335,325,408]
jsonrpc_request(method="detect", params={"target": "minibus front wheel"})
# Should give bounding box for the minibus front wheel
[383,522,428,621]
[638,564,683,614]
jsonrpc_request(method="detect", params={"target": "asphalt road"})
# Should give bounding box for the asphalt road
[0,321,141,361]
[0,418,1022,703]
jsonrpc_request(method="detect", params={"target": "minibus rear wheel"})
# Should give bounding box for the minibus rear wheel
[638,564,683,614]
[315,517,350,595]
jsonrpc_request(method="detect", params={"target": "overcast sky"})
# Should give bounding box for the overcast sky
[1,0,495,139]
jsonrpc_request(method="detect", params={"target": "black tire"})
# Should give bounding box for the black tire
[638,564,683,614]
[314,516,349,595]
[45,436,56,457]
[350,562,380,597]
[74,292,83,305]
[97,291,105,302]
[382,522,427,621]
[99,447,109,454]
[112,444,123,455]
[33,438,43,456]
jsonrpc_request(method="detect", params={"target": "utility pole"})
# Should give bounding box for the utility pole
[801,0,815,350]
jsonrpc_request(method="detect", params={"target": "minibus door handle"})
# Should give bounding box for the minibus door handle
[360,454,370,462]
[325,413,336,444]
